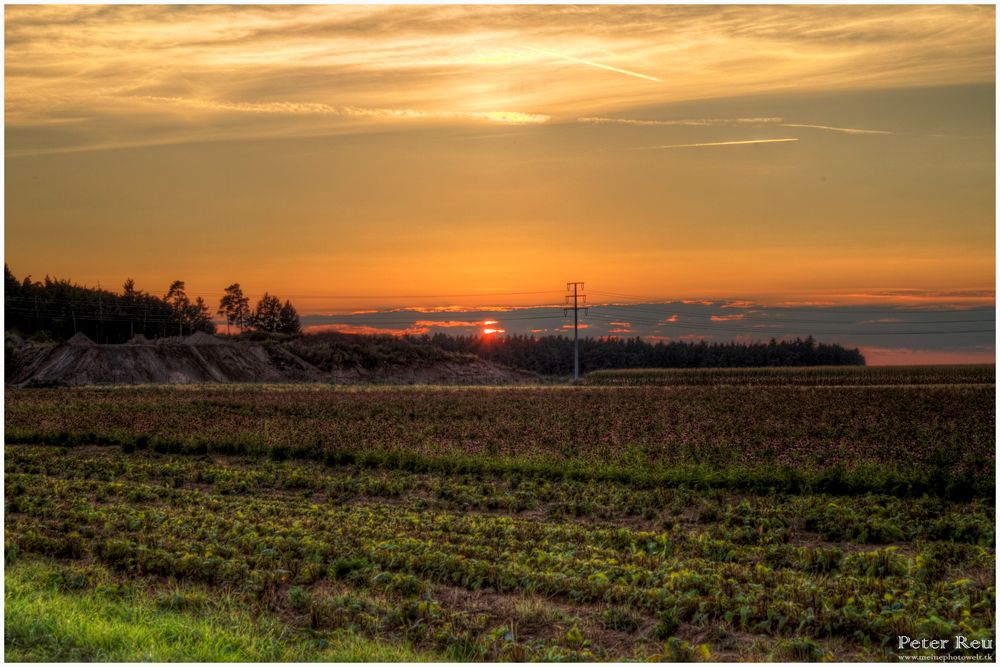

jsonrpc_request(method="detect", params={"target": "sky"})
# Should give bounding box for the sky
[4,5,996,364]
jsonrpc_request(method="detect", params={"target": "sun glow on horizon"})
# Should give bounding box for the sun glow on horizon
[482,320,506,335]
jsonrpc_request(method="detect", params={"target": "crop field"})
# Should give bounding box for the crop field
[584,364,995,387]
[4,373,996,661]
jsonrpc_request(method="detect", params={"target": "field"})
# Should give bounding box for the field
[4,369,996,661]
[584,365,995,387]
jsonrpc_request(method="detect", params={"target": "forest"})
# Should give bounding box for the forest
[4,266,299,343]
[415,333,866,373]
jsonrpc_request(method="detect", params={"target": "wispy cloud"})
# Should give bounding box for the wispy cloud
[6,5,990,155]
[412,320,482,328]
[581,116,892,135]
[303,323,428,336]
[636,138,799,150]
[128,95,550,124]
[519,45,661,83]
[580,116,782,127]
[780,123,892,135]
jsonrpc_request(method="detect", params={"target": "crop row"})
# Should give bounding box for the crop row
[584,365,995,387]
[7,446,994,547]
[5,384,994,499]
[5,446,995,660]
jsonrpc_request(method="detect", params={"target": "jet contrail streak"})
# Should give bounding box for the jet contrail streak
[636,138,799,150]
[780,123,892,135]
[520,45,661,83]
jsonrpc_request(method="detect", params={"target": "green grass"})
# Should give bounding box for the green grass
[5,559,434,662]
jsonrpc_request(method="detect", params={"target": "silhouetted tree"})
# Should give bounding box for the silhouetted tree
[188,296,216,334]
[250,293,283,333]
[4,267,194,343]
[164,280,189,336]
[121,278,139,338]
[218,283,251,334]
[278,300,301,335]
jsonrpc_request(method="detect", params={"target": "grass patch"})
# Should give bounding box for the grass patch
[4,559,433,662]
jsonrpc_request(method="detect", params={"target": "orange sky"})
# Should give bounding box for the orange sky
[4,5,996,317]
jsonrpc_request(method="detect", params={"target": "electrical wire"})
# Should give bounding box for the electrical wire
[586,311,994,337]
[593,303,995,326]
[589,289,995,316]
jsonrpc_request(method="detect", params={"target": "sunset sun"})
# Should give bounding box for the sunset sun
[482,320,505,336]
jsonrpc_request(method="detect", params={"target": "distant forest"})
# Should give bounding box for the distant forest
[414,333,866,373]
[4,266,300,344]
[5,266,865,369]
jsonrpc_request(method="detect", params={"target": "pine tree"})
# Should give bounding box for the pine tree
[218,283,251,334]
[250,293,283,332]
[278,300,301,334]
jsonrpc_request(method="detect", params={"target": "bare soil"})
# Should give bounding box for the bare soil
[5,332,530,386]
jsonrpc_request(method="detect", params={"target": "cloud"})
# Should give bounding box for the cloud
[6,5,991,155]
[127,95,550,124]
[519,45,662,82]
[579,116,783,127]
[412,320,482,328]
[304,323,427,336]
[406,305,523,313]
[710,314,747,321]
[636,138,799,150]
[779,123,892,135]
[581,116,893,135]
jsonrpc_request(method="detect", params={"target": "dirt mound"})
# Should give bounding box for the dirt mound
[67,332,96,347]
[6,335,531,386]
[184,331,225,346]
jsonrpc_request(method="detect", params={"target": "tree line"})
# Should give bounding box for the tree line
[4,266,300,344]
[413,333,866,374]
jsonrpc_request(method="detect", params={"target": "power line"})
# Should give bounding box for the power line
[594,303,995,325]
[304,314,567,326]
[589,290,995,316]
[9,287,566,303]
[3,293,567,311]
[252,290,566,299]
[587,311,994,336]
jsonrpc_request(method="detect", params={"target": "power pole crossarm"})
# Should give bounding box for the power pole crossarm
[564,282,588,381]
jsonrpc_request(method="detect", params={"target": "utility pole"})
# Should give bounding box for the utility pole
[564,282,588,381]
[97,282,103,344]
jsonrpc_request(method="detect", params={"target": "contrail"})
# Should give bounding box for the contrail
[520,45,661,83]
[780,123,891,135]
[636,138,799,150]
